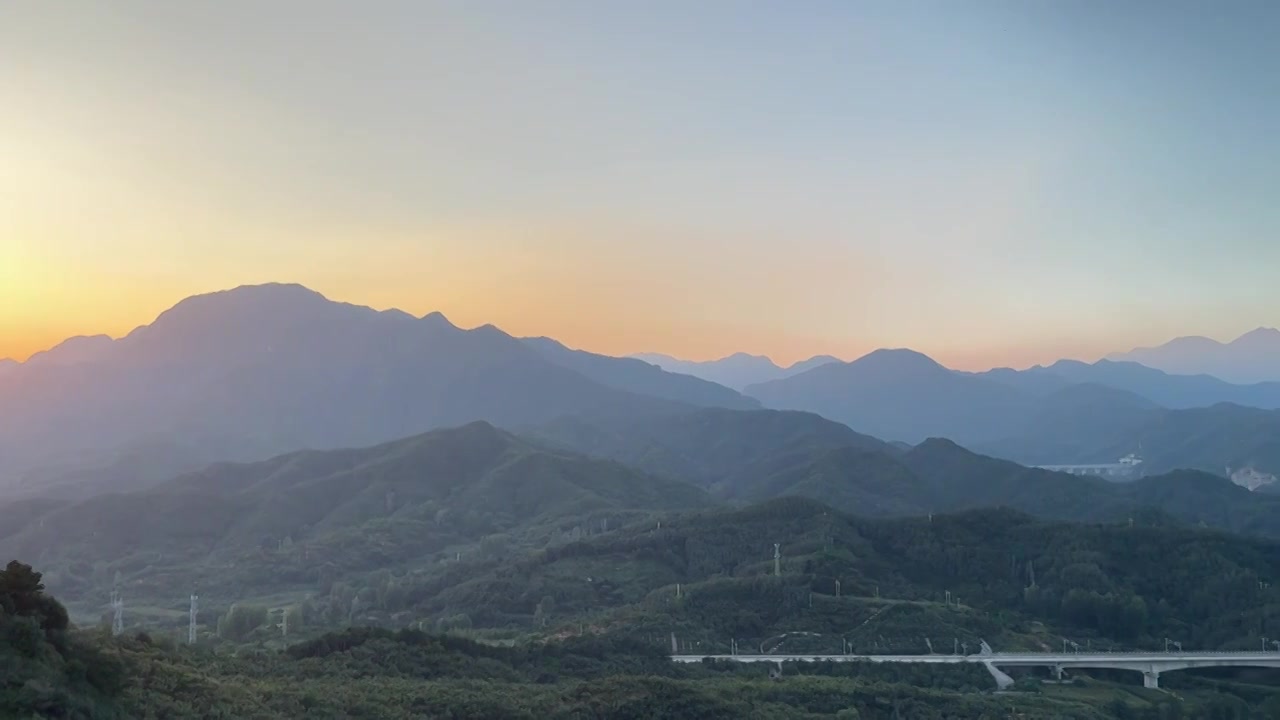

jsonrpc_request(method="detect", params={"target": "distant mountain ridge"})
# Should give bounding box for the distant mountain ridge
[975,358,1280,410]
[629,351,840,390]
[1108,327,1280,384]
[746,348,1034,445]
[531,406,1280,539]
[744,348,1280,482]
[522,338,758,411]
[0,284,753,493]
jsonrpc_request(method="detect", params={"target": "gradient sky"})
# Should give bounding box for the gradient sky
[4,1,1279,369]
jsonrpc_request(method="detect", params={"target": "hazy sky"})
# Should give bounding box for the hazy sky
[4,1,1279,369]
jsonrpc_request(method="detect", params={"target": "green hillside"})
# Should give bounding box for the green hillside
[538,409,1280,538]
[527,408,888,494]
[0,423,711,613]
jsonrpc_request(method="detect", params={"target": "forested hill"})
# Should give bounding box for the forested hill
[526,407,887,493]
[358,497,1280,654]
[534,408,1280,539]
[0,422,711,610]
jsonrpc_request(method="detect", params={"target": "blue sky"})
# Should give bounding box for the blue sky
[3,0,1278,368]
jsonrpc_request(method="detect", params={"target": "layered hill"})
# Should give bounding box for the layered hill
[527,407,887,495]
[978,403,1280,488]
[630,352,840,390]
[0,284,753,496]
[533,407,1280,534]
[1109,327,1280,384]
[745,349,1036,445]
[0,422,711,607]
[744,348,1280,482]
[979,358,1280,409]
[523,338,758,410]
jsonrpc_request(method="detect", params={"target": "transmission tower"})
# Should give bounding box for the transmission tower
[188,595,198,645]
[110,591,124,636]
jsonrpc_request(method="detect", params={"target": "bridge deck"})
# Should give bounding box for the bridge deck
[672,651,1280,666]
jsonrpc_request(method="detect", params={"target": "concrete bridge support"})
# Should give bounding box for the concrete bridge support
[1143,669,1160,689]
[984,661,1015,690]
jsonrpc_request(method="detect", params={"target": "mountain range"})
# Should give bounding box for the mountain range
[0,284,757,494]
[1108,327,1280,384]
[531,406,1280,533]
[6,282,1280,502]
[14,406,1280,617]
[742,348,1280,484]
[629,352,840,390]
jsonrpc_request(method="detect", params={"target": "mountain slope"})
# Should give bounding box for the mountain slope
[0,422,711,606]
[1109,328,1280,384]
[806,437,1280,535]
[0,284,700,491]
[629,352,840,390]
[395,495,1280,658]
[978,402,1280,488]
[522,337,758,410]
[746,349,1033,444]
[982,358,1280,409]
[525,407,887,495]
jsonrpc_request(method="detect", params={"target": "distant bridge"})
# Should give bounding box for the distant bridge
[671,651,1280,689]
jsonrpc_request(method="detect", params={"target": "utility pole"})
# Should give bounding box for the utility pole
[189,595,198,645]
[773,544,781,577]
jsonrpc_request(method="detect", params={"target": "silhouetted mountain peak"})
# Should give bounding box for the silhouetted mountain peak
[786,355,841,373]
[1162,335,1223,350]
[1235,327,1280,345]
[420,311,456,330]
[848,348,947,376]
[1045,359,1091,371]
[716,352,777,367]
[912,437,969,454]
[1108,327,1280,383]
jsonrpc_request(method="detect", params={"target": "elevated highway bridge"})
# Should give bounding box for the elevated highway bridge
[671,650,1280,689]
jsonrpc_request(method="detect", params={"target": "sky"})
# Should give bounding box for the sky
[3,1,1279,370]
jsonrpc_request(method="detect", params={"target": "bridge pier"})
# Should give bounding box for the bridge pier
[1052,665,1064,682]
[983,661,1015,690]
[1143,670,1159,689]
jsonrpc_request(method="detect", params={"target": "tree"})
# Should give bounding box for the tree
[0,560,68,631]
